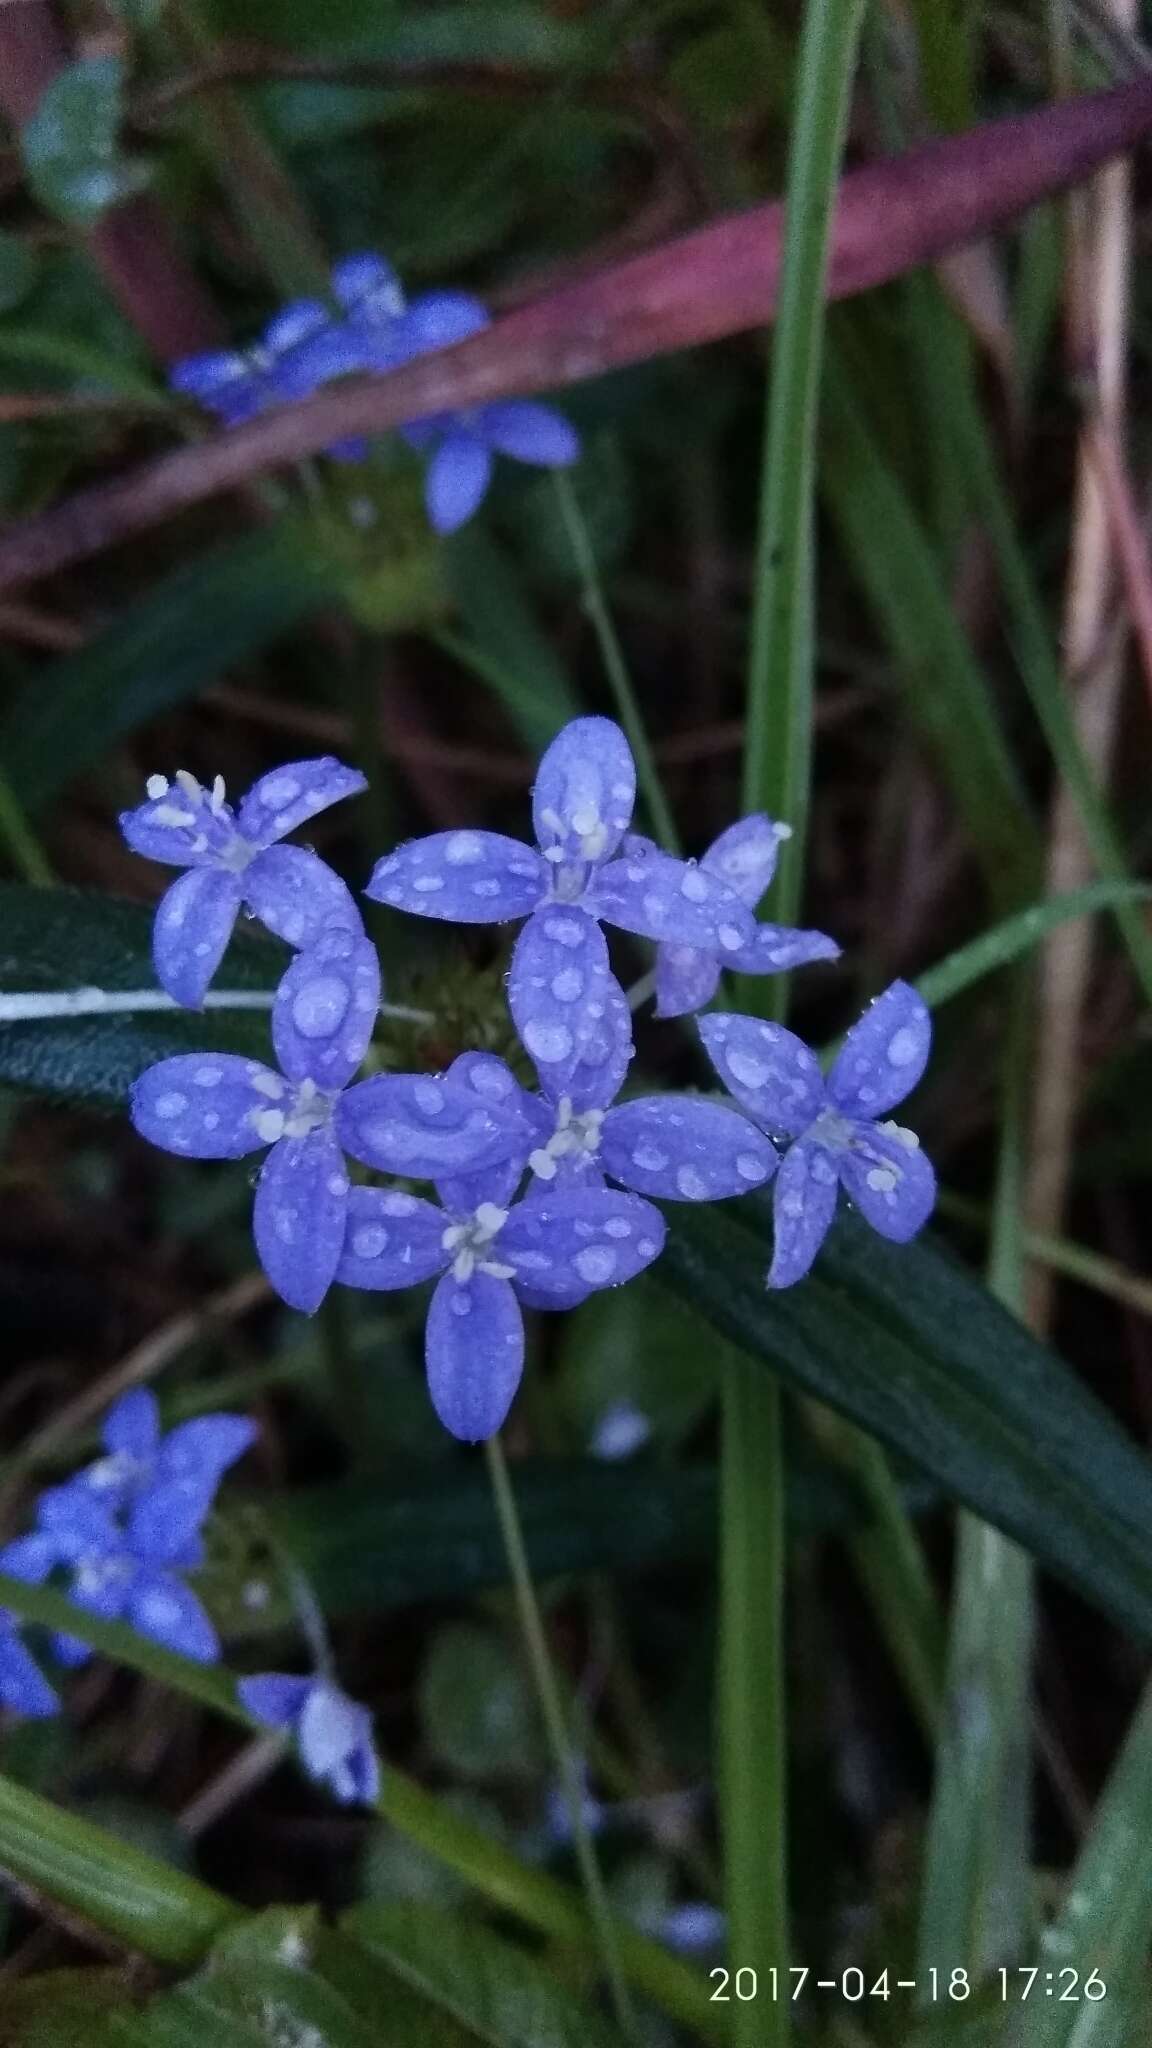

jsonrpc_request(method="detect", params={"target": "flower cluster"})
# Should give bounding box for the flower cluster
[0,1389,252,1712]
[0,1390,378,1806]
[171,252,579,534]
[124,717,936,1449]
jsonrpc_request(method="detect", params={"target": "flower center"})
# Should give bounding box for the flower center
[249,1077,334,1146]
[529,1097,605,1182]
[85,1451,145,1493]
[146,769,245,864]
[440,1201,515,1282]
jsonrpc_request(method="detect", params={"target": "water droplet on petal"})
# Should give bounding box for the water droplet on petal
[292,975,351,1039]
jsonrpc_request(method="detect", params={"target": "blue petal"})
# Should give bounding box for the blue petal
[838,1121,936,1242]
[130,1414,257,1562]
[827,980,932,1120]
[401,289,490,353]
[561,976,634,1114]
[425,433,492,533]
[244,844,364,951]
[0,1535,56,1584]
[238,1671,312,1729]
[0,1629,58,1718]
[170,350,253,404]
[500,1186,665,1303]
[338,1073,523,1179]
[127,1571,219,1663]
[697,1014,826,1139]
[654,942,720,1020]
[600,1097,776,1201]
[51,1632,92,1669]
[332,252,406,319]
[532,717,635,867]
[477,401,579,467]
[509,907,613,1087]
[336,1186,448,1291]
[366,829,545,923]
[702,814,787,907]
[768,1141,840,1288]
[152,867,243,1009]
[432,1053,545,1214]
[726,922,841,976]
[425,1271,524,1442]
[298,1681,378,1804]
[236,757,367,848]
[252,1128,349,1315]
[102,1388,160,1463]
[131,1054,278,1160]
[590,847,756,951]
[271,926,380,1091]
[36,1486,121,1563]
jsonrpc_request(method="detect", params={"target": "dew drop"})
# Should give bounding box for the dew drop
[523,1020,573,1064]
[551,967,583,1002]
[445,831,483,864]
[352,1225,389,1259]
[727,1049,769,1089]
[679,867,708,902]
[291,975,350,1039]
[575,1244,616,1284]
[154,1092,187,1119]
[887,1026,920,1067]
[676,1165,709,1200]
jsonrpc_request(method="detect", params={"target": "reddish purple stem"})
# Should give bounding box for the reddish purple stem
[2,75,1152,590]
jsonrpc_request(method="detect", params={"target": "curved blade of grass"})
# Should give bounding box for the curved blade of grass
[914,880,1152,1008]
[659,1206,1152,1647]
[0,1772,242,1963]
[0,1570,718,2038]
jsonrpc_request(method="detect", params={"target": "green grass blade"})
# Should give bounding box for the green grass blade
[820,345,1039,909]
[915,880,1152,1008]
[0,1570,718,2038]
[1008,1679,1152,2048]
[742,0,867,928]
[0,1772,242,1963]
[732,4,866,2040]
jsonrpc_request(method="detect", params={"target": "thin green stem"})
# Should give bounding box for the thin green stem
[741,0,867,941]
[553,473,678,853]
[483,1434,636,2039]
[0,764,53,886]
[721,1354,787,2048]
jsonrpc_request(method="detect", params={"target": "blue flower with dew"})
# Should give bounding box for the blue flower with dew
[238,1671,379,1806]
[367,717,760,1090]
[131,931,525,1314]
[335,1147,667,1442]
[0,1388,256,1669]
[120,756,367,1009]
[641,813,840,1019]
[699,980,936,1287]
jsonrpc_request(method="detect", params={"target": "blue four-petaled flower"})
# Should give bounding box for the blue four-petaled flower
[367,717,762,1090]
[120,755,366,1008]
[169,254,578,531]
[0,1388,255,1677]
[699,980,936,1287]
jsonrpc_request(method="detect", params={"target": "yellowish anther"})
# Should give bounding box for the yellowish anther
[210,774,227,813]
[175,769,202,801]
[146,774,169,800]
